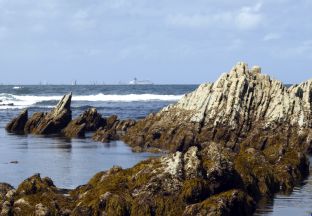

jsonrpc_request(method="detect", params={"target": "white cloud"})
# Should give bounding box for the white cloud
[167,2,264,30]
[294,40,312,55]
[235,2,263,30]
[0,26,8,39]
[70,9,97,31]
[167,12,232,28]
[227,39,244,50]
[263,33,281,41]
[85,49,103,56]
[270,40,312,59]
[31,24,46,33]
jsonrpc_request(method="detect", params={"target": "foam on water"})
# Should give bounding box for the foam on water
[0,93,183,109]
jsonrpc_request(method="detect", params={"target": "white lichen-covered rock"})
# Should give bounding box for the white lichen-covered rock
[183,146,202,179]
[161,62,312,129]
[125,62,312,152]
[162,151,183,177]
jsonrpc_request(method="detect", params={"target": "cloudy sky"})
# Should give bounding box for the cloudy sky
[0,0,311,84]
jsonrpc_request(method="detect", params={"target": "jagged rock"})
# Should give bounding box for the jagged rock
[0,200,12,216]
[63,108,105,138]
[182,190,255,216]
[124,62,312,152]
[5,109,28,133]
[78,108,104,131]
[35,203,50,216]
[2,62,311,216]
[62,121,86,138]
[0,183,14,210]
[16,174,56,195]
[92,117,136,143]
[69,145,261,215]
[0,141,309,216]
[24,112,45,134]
[92,128,118,143]
[0,174,73,215]
[25,93,72,135]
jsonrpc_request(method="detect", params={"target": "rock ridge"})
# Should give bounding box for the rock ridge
[124,62,312,152]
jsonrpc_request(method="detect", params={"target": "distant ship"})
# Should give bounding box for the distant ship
[129,78,154,85]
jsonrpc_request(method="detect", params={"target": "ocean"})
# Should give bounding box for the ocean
[0,84,310,216]
[0,84,197,188]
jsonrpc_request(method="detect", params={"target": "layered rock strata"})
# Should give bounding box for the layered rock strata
[3,62,312,215]
[5,109,28,134]
[92,115,136,143]
[62,108,105,138]
[6,94,135,140]
[6,94,73,135]
[124,62,312,153]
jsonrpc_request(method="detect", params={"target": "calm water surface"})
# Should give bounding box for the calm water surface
[254,157,312,216]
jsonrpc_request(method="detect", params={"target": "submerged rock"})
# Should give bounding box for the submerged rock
[5,109,28,133]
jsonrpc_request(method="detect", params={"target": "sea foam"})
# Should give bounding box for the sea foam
[0,93,183,109]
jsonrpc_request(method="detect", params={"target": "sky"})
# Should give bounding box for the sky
[0,0,311,84]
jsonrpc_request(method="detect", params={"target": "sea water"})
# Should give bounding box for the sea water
[0,84,310,215]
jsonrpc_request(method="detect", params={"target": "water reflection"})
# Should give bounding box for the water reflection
[254,158,312,216]
[0,129,160,189]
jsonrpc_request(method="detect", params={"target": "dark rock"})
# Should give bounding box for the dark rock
[5,109,28,133]
[24,112,45,134]
[16,174,56,195]
[62,121,86,138]
[9,161,18,164]
[69,145,255,215]
[92,128,118,143]
[92,117,136,143]
[62,108,104,138]
[182,190,255,216]
[106,115,118,129]
[74,108,105,131]
[3,174,73,215]
[25,93,72,135]
[0,183,14,204]
[1,142,308,215]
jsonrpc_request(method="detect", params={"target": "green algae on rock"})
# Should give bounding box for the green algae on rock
[0,142,308,215]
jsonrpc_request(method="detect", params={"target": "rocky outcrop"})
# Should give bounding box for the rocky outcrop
[7,93,136,141]
[7,93,73,135]
[1,142,307,215]
[62,108,105,138]
[0,174,72,216]
[23,93,73,135]
[5,109,28,133]
[124,62,312,152]
[92,116,136,143]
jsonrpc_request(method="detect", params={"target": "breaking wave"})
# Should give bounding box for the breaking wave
[0,93,183,109]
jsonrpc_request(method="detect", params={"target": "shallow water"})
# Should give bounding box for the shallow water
[254,158,312,216]
[0,132,159,189]
[0,85,198,188]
